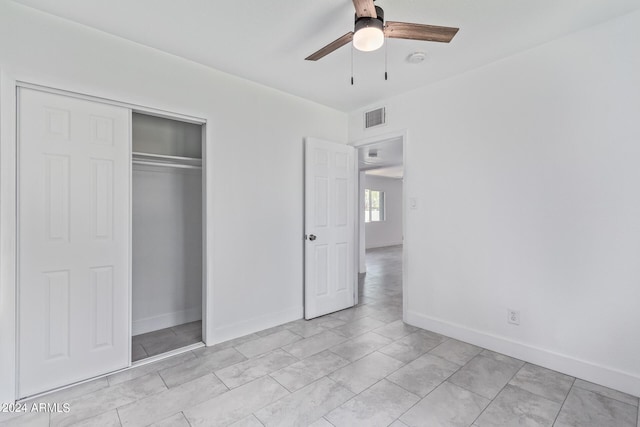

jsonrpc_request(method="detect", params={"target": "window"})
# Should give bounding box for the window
[364,189,385,222]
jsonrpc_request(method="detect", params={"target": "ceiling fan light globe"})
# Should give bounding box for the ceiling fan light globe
[353,16,385,52]
[353,27,384,51]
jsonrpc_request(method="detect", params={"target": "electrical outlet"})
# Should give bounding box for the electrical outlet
[507,309,520,325]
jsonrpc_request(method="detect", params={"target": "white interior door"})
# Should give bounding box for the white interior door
[304,138,356,319]
[18,88,130,398]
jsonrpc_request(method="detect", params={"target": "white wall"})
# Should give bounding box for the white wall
[132,165,203,335]
[0,2,347,402]
[350,10,640,396]
[364,175,403,249]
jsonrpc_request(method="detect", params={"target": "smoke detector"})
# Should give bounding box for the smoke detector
[407,52,427,64]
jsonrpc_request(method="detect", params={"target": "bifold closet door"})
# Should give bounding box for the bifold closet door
[18,88,131,398]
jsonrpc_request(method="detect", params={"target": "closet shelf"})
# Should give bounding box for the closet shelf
[132,152,202,169]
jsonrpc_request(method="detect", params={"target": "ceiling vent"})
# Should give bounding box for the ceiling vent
[364,107,386,129]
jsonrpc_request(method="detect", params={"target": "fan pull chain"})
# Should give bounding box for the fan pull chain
[351,43,354,86]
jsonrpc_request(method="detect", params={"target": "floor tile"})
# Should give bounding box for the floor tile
[308,418,334,427]
[379,330,447,363]
[332,316,387,338]
[228,415,265,427]
[400,381,490,427]
[132,328,176,347]
[555,386,637,427]
[474,384,561,427]
[50,373,166,427]
[573,378,639,407]
[328,351,404,394]
[329,305,378,322]
[509,363,574,403]
[372,320,418,340]
[159,347,246,388]
[270,350,350,392]
[184,376,289,426]
[428,339,483,366]
[193,334,261,357]
[367,308,402,323]
[479,349,525,368]
[282,330,347,359]
[254,377,354,426]
[285,321,330,338]
[389,421,409,427]
[132,343,148,362]
[329,332,393,362]
[71,410,121,427]
[30,377,110,405]
[150,412,190,427]
[140,329,202,358]
[107,351,196,386]
[235,330,302,358]
[117,374,227,426]
[309,317,347,330]
[171,321,203,341]
[216,349,298,389]
[326,379,420,427]
[448,354,523,399]
[172,320,201,334]
[0,412,49,427]
[387,353,461,397]
[255,324,291,337]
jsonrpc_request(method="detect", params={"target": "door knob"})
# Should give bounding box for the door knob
[308,234,317,241]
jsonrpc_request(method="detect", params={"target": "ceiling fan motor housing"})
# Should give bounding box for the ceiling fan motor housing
[354,5,384,31]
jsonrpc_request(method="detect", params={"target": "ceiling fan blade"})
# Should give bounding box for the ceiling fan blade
[305,32,354,61]
[384,21,459,43]
[352,0,377,18]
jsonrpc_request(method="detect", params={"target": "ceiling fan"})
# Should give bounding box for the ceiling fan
[305,0,459,61]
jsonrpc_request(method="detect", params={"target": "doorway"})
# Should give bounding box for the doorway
[355,136,405,312]
[131,112,205,362]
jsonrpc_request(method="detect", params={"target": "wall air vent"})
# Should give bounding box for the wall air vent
[364,107,386,129]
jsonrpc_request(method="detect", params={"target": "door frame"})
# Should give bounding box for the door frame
[0,74,213,402]
[350,130,408,319]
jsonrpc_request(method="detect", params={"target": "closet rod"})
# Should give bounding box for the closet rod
[132,160,202,170]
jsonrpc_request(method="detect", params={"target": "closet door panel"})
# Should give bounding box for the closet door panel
[18,88,130,398]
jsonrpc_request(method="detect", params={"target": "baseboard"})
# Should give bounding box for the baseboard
[405,310,640,398]
[211,306,303,345]
[133,307,202,335]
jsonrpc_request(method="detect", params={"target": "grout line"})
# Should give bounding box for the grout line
[552,377,576,426]
[115,407,123,427]
[182,411,194,427]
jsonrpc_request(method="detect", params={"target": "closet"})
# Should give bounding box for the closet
[131,113,204,362]
[16,87,206,398]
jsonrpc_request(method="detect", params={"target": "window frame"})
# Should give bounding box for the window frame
[364,188,386,223]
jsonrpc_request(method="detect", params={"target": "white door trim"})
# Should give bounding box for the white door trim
[0,75,213,403]
[350,130,408,319]
[0,69,19,403]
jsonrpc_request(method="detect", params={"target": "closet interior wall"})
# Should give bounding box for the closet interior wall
[131,113,203,346]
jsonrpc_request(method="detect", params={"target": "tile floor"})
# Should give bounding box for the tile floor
[2,245,638,426]
[132,321,203,362]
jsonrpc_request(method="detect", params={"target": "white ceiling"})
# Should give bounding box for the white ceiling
[359,137,403,178]
[12,0,640,111]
